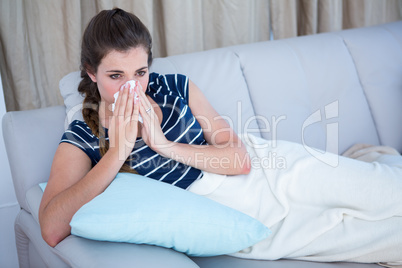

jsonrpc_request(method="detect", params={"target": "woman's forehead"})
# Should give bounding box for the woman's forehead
[100,47,148,70]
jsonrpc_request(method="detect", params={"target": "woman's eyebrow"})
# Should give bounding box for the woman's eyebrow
[106,66,148,73]
[106,70,124,73]
[136,66,148,71]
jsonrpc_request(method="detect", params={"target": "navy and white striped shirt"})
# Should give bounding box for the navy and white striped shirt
[61,73,206,189]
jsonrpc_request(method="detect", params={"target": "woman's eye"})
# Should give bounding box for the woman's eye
[137,71,146,76]
[110,74,121,79]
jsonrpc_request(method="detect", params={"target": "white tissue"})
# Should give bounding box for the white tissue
[111,80,143,123]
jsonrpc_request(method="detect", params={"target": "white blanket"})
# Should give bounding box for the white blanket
[188,134,402,264]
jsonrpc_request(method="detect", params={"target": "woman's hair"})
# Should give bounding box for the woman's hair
[78,8,152,173]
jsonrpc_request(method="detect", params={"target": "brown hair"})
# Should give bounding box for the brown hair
[78,8,152,173]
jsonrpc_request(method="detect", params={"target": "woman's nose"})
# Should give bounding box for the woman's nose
[122,80,138,90]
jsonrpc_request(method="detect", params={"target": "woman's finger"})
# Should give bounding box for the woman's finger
[139,97,152,126]
[117,84,129,116]
[130,99,140,127]
[136,86,152,120]
[125,85,134,117]
[136,83,152,107]
[112,85,124,116]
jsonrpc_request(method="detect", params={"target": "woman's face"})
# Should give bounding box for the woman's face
[88,46,150,106]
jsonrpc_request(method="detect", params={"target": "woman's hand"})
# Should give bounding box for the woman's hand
[136,85,170,152]
[153,80,251,175]
[108,83,140,160]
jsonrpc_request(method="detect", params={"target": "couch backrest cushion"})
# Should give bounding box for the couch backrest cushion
[60,71,84,127]
[337,22,402,152]
[229,32,384,154]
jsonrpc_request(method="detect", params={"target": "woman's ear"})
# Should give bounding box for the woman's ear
[87,71,97,83]
[85,65,97,83]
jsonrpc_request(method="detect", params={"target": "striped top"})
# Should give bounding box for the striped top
[60,73,206,189]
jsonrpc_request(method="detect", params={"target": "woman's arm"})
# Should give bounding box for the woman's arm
[139,80,251,175]
[38,144,125,247]
[39,85,140,247]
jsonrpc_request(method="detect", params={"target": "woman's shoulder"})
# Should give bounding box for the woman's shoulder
[64,120,97,140]
[148,72,189,100]
[61,120,100,166]
[66,119,89,130]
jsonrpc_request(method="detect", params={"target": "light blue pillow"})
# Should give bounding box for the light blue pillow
[43,173,271,256]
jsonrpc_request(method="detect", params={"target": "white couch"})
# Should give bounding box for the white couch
[3,21,402,267]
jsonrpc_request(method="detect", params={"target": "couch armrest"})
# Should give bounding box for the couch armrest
[2,105,66,211]
[55,235,199,268]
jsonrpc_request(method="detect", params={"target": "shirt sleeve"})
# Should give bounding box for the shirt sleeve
[60,120,100,167]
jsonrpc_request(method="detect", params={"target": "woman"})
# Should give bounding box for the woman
[39,8,402,264]
[39,7,250,248]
